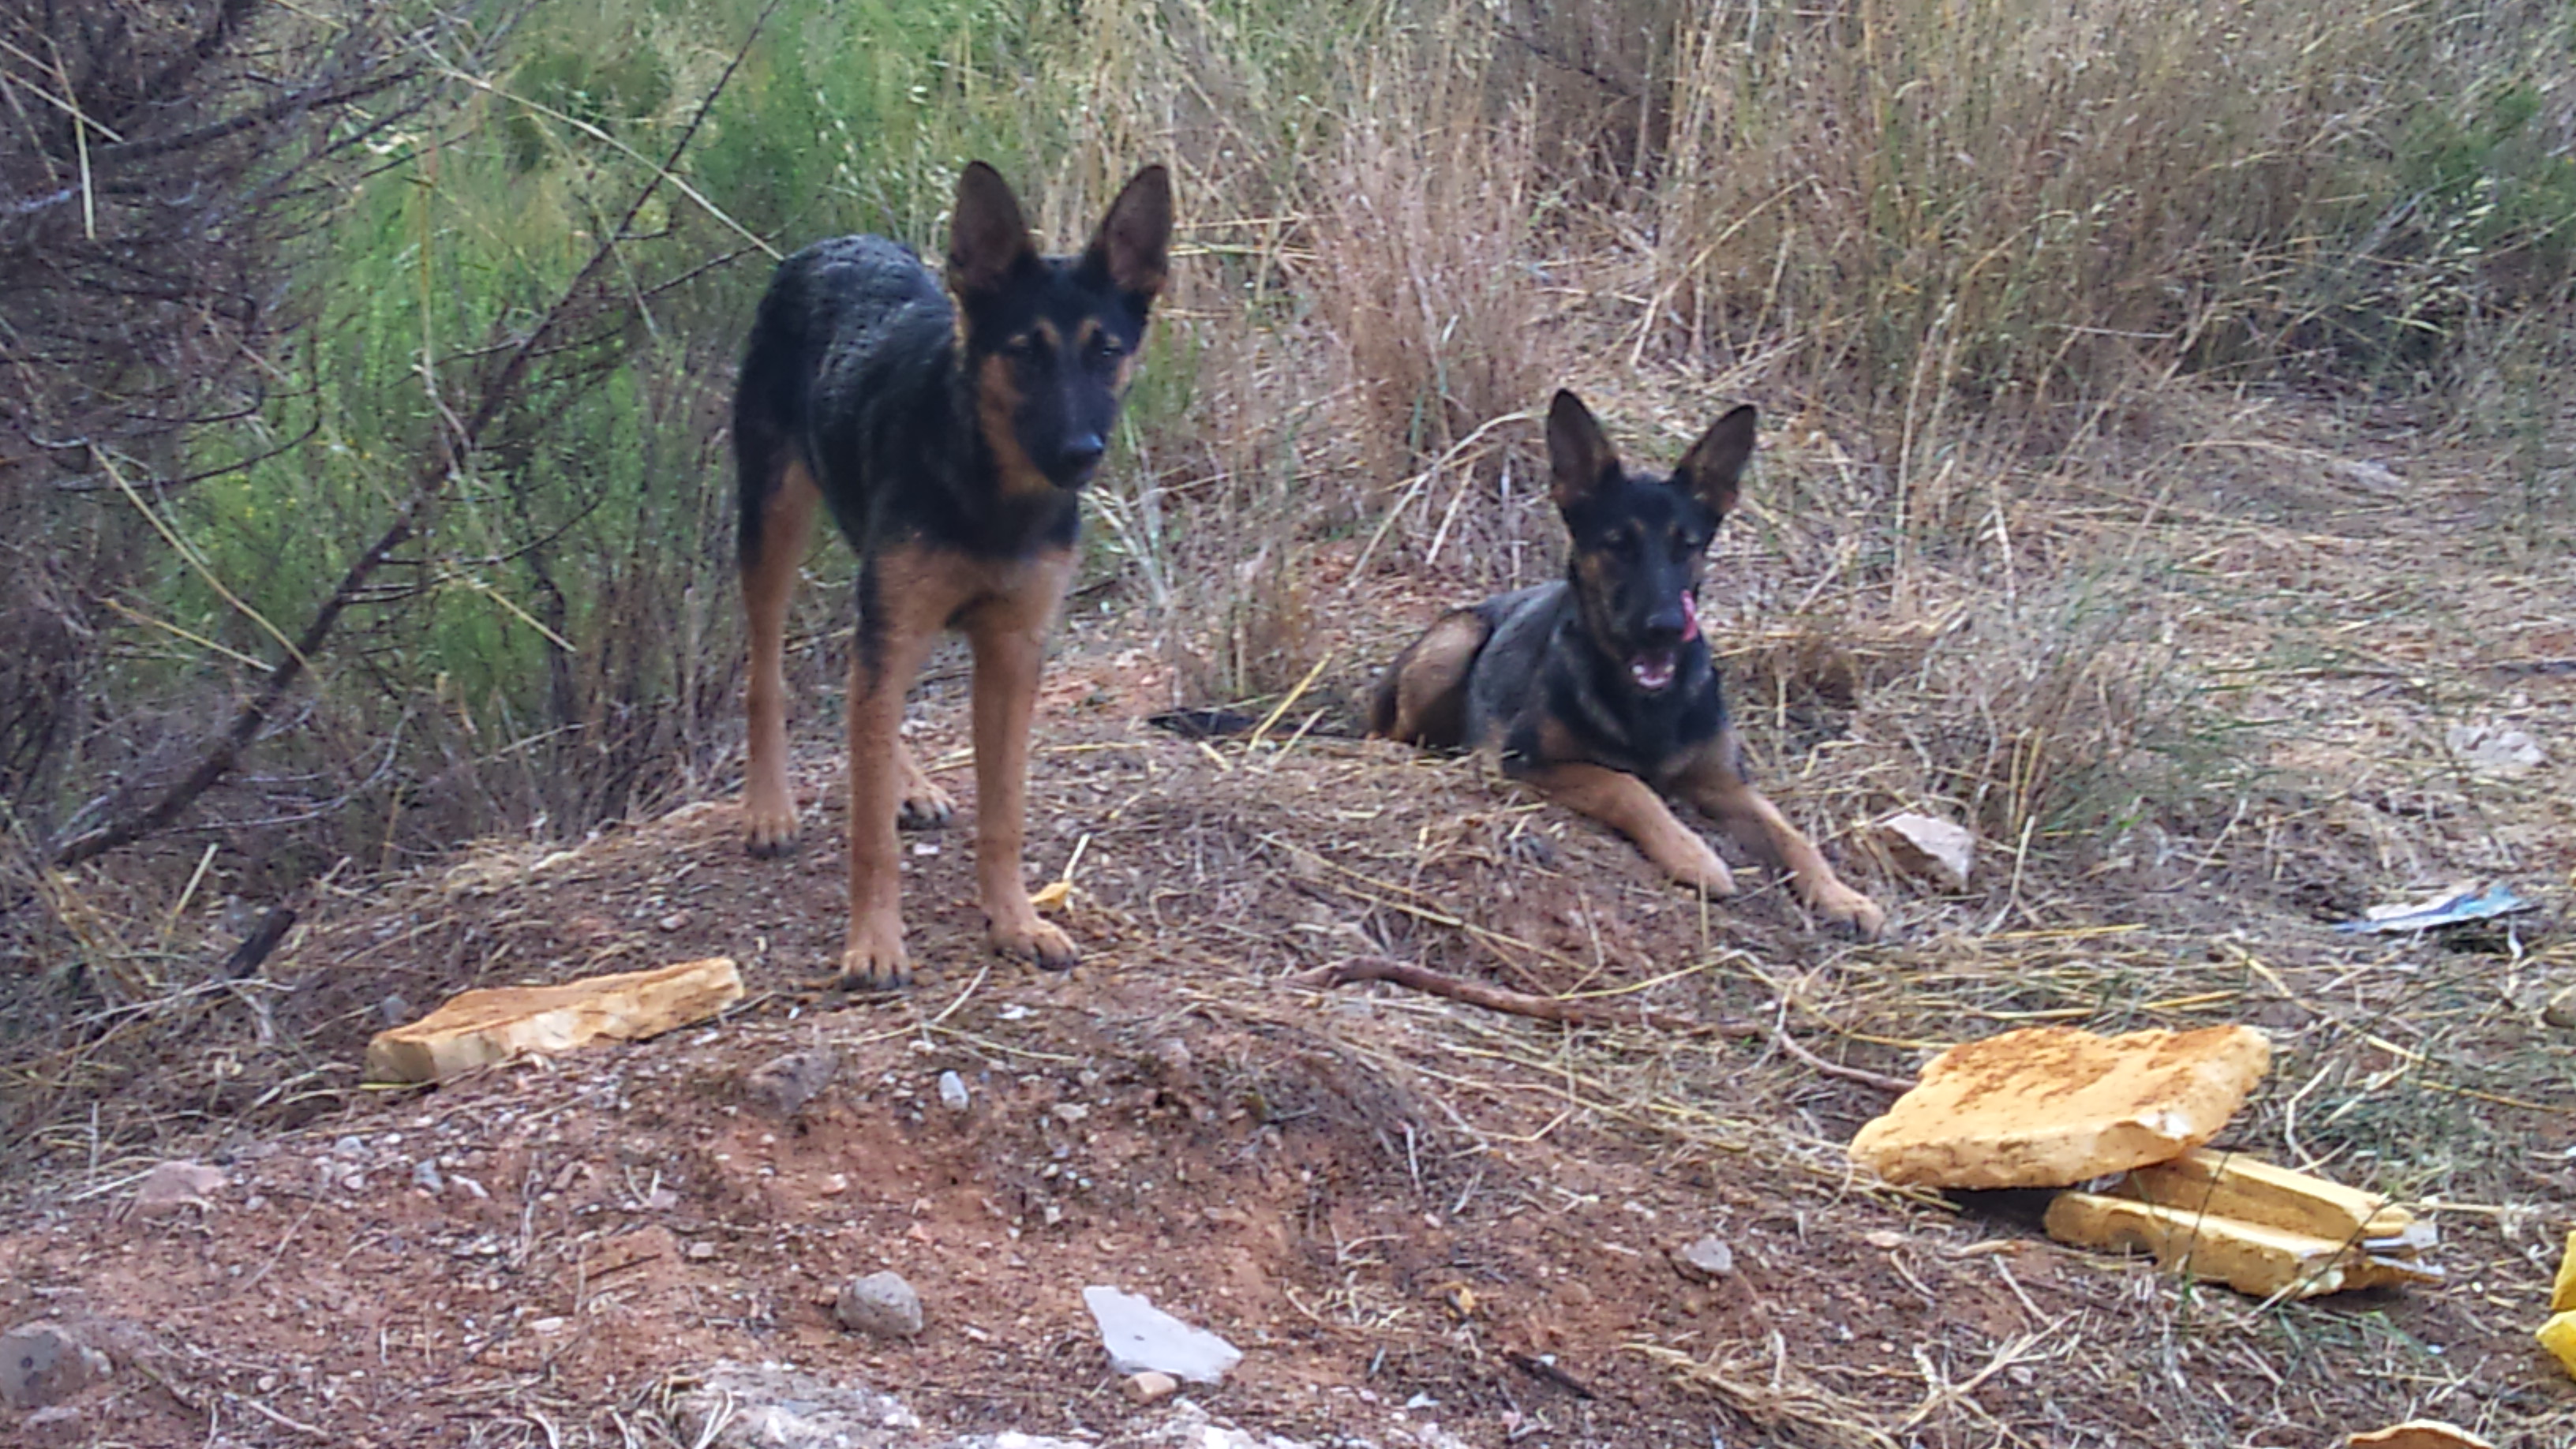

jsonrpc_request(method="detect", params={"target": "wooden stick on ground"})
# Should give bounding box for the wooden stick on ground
[1295,957,1915,1094]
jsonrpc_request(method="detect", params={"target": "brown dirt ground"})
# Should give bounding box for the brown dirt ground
[3,392,2574,1447]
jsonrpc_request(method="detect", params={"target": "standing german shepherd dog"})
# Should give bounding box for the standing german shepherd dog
[733,162,1172,988]
[1369,390,1885,938]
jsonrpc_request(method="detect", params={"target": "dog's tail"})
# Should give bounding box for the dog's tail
[1146,706,1365,742]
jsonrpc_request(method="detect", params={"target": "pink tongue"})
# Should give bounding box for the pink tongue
[1678,590,1700,640]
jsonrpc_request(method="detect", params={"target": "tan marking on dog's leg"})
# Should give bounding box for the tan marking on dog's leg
[964,548,1080,969]
[841,546,975,989]
[1680,728,1885,938]
[1522,761,1736,896]
[742,462,821,856]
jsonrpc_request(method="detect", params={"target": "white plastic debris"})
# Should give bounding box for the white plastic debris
[1082,1286,1241,1384]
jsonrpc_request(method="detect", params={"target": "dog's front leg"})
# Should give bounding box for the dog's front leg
[840,586,949,989]
[1520,761,1737,897]
[1679,732,1885,938]
[965,556,1079,969]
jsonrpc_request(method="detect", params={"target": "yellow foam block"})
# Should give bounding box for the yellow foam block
[2117,1149,2424,1248]
[2043,1191,2439,1299]
[365,957,743,1084]
[1850,1024,2271,1189]
[2539,1312,2576,1380]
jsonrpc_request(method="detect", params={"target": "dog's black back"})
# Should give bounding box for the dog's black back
[733,163,1170,567]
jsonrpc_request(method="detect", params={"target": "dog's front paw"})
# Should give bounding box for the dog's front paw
[990,912,1078,972]
[743,794,800,858]
[1813,886,1886,941]
[1659,839,1739,897]
[838,915,913,990]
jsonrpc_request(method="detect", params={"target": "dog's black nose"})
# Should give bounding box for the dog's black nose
[1061,433,1106,472]
[1641,601,1690,642]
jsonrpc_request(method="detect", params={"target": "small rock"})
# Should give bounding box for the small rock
[129,1161,227,1219]
[742,1047,840,1121]
[341,1173,368,1194]
[530,1316,567,1335]
[1052,1103,1089,1125]
[686,1241,717,1261]
[376,994,412,1028]
[2446,724,2546,777]
[1673,1234,1735,1281]
[412,1159,445,1194]
[657,911,691,933]
[937,1070,971,1112]
[818,1174,849,1196]
[0,1321,110,1411]
[2545,984,2576,1032]
[1127,1370,1179,1402]
[332,1135,367,1160]
[1083,1285,1241,1383]
[1879,812,1975,892]
[834,1271,923,1339]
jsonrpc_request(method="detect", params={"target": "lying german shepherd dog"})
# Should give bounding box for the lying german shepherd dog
[1368,390,1885,938]
[732,162,1173,987]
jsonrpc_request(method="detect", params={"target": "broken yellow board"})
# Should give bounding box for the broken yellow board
[2539,1312,2576,1380]
[2042,1190,2440,1299]
[365,957,743,1084]
[2116,1149,2424,1249]
[1849,1024,2271,1189]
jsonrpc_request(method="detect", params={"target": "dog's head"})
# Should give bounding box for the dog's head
[1545,388,1755,695]
[945,162,1172,494]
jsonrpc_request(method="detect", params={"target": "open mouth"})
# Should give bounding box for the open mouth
[1625,590,1699,692]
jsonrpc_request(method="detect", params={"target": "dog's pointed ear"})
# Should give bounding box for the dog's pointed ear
[1546,389,1621,512]
[1674,403,1756,519]
[947,161,1039,299]
[1079,164,1173,305]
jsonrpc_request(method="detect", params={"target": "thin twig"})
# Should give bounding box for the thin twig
[1295,957,1915,1094]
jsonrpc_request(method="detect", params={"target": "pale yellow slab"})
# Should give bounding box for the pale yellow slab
[2539,1312,2576,1380]
[1848,1024,2271,1189]
[2042,1191,2439,1299]
[2117,1149,2424,1248]
[365,957,743,1084]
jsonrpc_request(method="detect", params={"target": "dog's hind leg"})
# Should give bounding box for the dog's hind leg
[1368,608,1488,747]
[963,549,1080,970]
[742,459,821,857]
[893,740,957,829]
[1680,728,1885,938]
[1521,761,1738,897]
